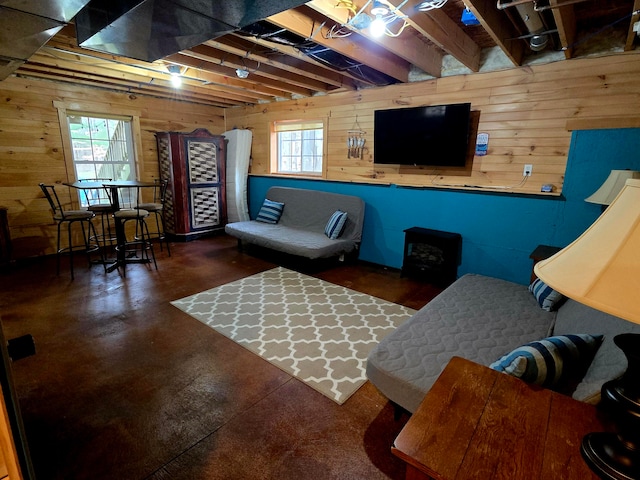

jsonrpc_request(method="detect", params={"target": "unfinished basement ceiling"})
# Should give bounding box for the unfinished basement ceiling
[1,0,638,107]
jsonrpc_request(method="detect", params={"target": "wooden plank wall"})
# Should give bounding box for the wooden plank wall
[226,52,640,195]
[0,76,226,258]
[2,52,640,259]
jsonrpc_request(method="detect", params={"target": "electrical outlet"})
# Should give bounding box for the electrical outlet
[524,164,533,176]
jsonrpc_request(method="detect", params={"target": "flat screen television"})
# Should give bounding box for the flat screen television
[374,103,472,167]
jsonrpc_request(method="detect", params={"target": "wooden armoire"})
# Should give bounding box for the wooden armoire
[156,129,226,240]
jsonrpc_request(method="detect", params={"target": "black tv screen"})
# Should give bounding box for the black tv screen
[374,103,471,167]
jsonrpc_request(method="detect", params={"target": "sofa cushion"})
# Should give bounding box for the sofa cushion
[489,334,602,390]
[324,210,347,239]
[256,198,285,224]
[529,278,564,312]
[366,274,557,413]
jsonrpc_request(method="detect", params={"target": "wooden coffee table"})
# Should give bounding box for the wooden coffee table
[392,356,610,480]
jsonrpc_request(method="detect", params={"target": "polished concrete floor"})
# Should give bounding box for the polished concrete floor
[0,235,442,480]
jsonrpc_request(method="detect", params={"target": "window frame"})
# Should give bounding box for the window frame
[54,101,144,208]
[270,119,327,178]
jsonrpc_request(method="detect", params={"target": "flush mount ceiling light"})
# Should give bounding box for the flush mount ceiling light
[166,64,182,87]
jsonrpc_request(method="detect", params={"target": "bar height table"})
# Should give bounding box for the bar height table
[64,180,156,272]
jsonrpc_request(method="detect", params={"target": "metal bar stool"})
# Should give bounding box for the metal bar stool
[137,179,171,255]
[78,178,118,250]
[112,186,157,274]
[39,183,105,279]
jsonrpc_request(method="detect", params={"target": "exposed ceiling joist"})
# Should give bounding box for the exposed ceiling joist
[464,0,525,66]
[207,36,356,89]
[306,0,444,77]
[268,6,411,82]
[1,0,637,107]
[397,0,482,72]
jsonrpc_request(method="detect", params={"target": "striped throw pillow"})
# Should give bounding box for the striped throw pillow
[256,199,284,224]
[324,210,348,239]
[490,334,603,389]
[529,277,564,311]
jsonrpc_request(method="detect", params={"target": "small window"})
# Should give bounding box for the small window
[67,113,136,183]
[272,120,325,176]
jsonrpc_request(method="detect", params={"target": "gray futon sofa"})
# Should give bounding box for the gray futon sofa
[225,186,365,260]
[366,273,640,414]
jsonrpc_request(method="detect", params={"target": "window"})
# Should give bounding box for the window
[67,113,136,183]
[272,120,325,176]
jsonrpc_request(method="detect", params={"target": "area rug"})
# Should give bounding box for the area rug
[170,267,416,404]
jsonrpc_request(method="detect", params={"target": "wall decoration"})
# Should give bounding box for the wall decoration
[475,133,489,156]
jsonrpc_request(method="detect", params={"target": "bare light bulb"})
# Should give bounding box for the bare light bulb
[166,65,182,88]
[170,74,182,88]
[370,15,386,37]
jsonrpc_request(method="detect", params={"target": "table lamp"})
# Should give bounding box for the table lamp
[534,178,640,480]
[585,169,640,206]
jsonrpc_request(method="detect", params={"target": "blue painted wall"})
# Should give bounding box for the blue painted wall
[246,129,640,285]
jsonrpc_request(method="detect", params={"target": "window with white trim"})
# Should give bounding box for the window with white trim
[272,120,324,176]
[67,113,136,183]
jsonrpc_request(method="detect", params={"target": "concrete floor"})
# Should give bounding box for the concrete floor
[0,235,441,480]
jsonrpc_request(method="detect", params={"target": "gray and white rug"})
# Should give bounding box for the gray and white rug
[171,267,416,404]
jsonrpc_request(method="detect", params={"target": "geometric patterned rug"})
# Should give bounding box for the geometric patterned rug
[170,267,416,404]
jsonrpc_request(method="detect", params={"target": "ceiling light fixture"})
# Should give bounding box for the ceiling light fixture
[367,0,409,38]
[370,0,390,37]
[235,67,249,79]
[166,64,182,87]
[371,0,390,16]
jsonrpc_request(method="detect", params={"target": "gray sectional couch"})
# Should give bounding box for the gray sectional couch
[225,186,365,260]
[366,273,640,414]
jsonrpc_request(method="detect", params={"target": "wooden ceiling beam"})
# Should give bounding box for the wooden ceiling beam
[46,34,278,102]
[180,46,314,97]
[17,64,239,107]
[268,6,411,82]
[207,36,356,89]
[161,53,293,99]
[230,32,378,88]
[186,44,329,93]
[549,0,577,59]
[27,50,261,104]
[625,0,640,51]
[307,0,443,77]
[395,0,482,72]
[464,0,525,66]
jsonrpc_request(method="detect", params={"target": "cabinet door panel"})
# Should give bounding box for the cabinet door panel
[190,187,221,229]
[186,141,219,184]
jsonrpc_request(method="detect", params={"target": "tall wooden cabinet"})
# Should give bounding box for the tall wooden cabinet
[156,129,227,240]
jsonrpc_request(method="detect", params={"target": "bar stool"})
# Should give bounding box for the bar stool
[78,178,117,249]
[137,179,170,255]
[39,183,105,279]
[112,186,157,273]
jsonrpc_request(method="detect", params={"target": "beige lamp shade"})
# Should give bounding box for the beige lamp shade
[585,170,640,205]
[534,179,640,324]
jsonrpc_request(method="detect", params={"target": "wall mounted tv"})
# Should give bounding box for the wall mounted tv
[374,102,472,167]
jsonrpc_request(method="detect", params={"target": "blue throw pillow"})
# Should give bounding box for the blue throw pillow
[490,334,603,389]
[256,199,284,224]
[529,277,564,311]
[325,210,348,239]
